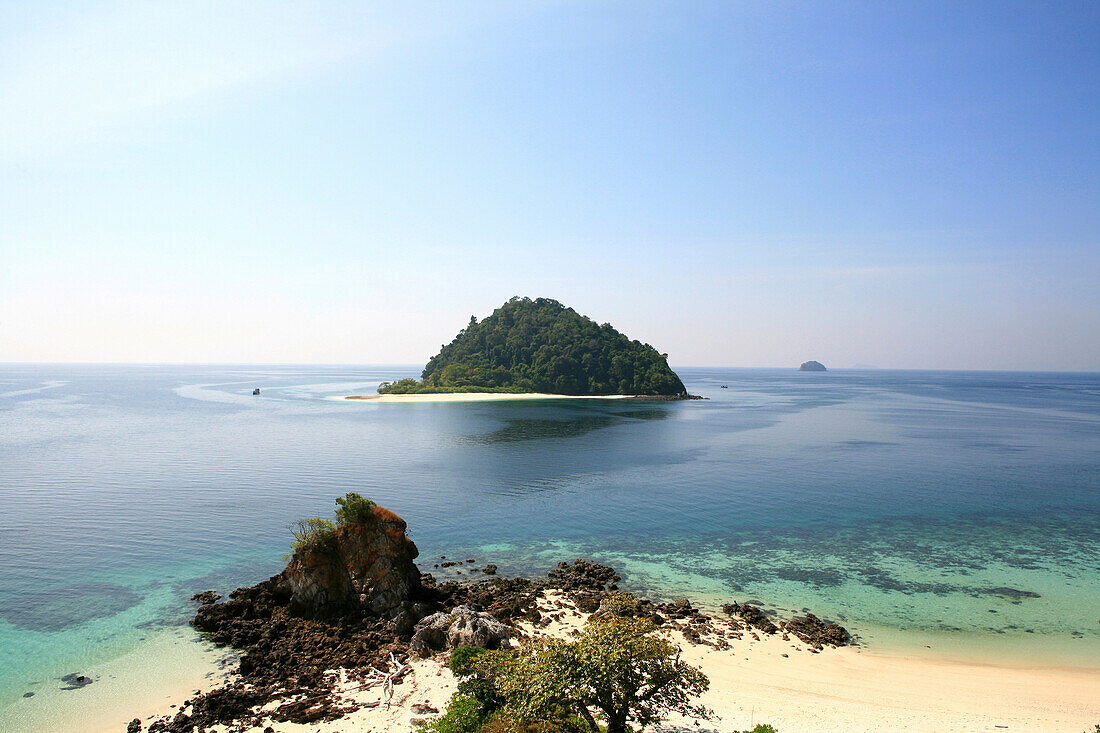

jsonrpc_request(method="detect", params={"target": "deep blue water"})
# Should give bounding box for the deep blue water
[1,365,1098,710]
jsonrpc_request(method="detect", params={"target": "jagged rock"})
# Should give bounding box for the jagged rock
[546,559,619,593]
[127,719,141,733]
[784,613,851,646]
[190,590,221,605]
[574,592,602,613]
[280,505,420,617]
[737,604,778,634]
[409,604,512,658]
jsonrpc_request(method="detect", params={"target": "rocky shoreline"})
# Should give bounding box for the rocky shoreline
[125,500,851,732]
[134,554,850,733]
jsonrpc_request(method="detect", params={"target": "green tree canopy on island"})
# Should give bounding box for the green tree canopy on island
[378,297,688,396]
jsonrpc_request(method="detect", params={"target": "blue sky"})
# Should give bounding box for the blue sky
[1,1,1097,369]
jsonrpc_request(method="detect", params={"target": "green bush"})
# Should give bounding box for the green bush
[288,517,336,556]
[449,646,489,677]
[334,492,376,525]
[736,726,778,733]
[415,689,488,733]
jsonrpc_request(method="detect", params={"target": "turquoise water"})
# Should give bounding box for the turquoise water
[1,365,1098,710]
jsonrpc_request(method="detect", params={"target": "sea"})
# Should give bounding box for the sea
[1,365,1098,728]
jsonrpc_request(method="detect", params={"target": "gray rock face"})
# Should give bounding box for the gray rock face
[799,360,827,372]
[409,604,512,658]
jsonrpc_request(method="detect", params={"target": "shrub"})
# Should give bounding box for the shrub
[415,689,488,733]
[288,517,336,556]
[449,646,488,677]
[474,614,709,733]
[737,726,778,733]
[334,492,376,525]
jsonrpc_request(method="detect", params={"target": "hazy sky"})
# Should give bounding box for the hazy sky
[2,1,1097,369]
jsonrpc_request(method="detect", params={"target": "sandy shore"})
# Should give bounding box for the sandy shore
[0,627,234,733]
[112,590,1098,733]
[339,392,635,403]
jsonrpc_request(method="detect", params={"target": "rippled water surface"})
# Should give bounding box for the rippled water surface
[1,365,1098,710]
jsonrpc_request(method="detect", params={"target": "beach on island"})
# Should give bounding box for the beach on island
[82,588,1100,733]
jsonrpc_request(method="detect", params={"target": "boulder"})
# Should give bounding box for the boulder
[799,360,827,372]
[409,605,512,658]
[280,505,420,617]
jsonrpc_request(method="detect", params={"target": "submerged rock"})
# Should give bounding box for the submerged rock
[983,586,1041,600]
[280,504,420,617]
[410,604,512,658]
[190,590,221,605]
[59,673,93,690]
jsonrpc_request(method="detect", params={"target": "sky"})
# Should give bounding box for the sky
[1,1,1097,370]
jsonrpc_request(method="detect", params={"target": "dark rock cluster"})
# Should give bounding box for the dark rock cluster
[784,612,852,647]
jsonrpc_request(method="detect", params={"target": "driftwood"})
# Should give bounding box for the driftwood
[365,652,410,709]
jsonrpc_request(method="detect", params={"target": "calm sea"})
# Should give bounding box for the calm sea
[1,365,1098,714]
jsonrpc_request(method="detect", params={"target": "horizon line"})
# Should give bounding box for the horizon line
[1,361,1098,375]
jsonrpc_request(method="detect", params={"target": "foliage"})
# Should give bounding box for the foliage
[288,493,378,556]
[288,517,336,556]
[418,673,507,733]
[378,297,687,396]
[416,687,492,733]
[474,613,709,733]
[450,646,490,677]
[736,726,778,733]
[334,492,376,525]
[598,591,642,616]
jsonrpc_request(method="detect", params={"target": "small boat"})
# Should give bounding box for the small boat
[720,385,728,389]
[253,388,261,395]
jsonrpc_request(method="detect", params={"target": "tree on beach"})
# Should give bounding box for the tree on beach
[424,598,709,733]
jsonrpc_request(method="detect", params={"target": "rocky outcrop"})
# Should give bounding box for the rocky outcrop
[280,505,420,617]
[409,604,513,658]
[735,604,779,634]
[799,360,827,372]
[784,613,851,646]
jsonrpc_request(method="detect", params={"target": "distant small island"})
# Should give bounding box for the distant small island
[377,296,692,398]
[799,360,827,372]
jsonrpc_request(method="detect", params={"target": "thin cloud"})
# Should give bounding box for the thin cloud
[0,2,510,160]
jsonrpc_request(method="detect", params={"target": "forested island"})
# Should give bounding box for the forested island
[378,297,690,397]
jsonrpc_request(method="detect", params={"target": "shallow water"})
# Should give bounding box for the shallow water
[1,364,1097,716]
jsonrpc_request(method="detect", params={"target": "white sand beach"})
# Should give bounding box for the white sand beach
[1,627,233,733]
[339,392,636,403]
[106,590,1099,733]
